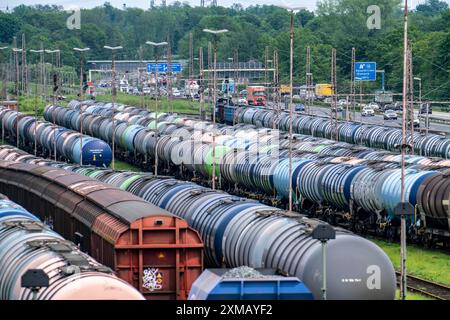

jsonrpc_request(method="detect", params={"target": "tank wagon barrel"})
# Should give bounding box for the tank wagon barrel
[0,195,145,300]
[0,147,396,299]
[0,160,203,300]
[0,106,112,167]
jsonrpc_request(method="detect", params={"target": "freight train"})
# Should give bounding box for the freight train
[0,194,145,300]
[42,102,450,245]
[0,160,203,299]
[0,106,112,167]
[216,105,450,159]
[0,146,397,300]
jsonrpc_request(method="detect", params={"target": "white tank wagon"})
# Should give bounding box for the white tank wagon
[0,196,144,300]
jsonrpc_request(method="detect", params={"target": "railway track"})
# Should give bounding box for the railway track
[396,272,450,300]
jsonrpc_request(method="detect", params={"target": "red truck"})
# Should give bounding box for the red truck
[247,86,266,106]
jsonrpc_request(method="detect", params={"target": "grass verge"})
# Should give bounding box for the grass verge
[370,237,450,286]
[110,160,141,172]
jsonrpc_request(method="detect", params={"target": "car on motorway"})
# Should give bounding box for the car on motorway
[410,118,420,128]
[172,88,181,97]
[143,87,151,95]
[368,102,380,110]
[361,106,375,117]
[420,103,432,114]
[238,98,248,105]
[393,101,402,111]
[381,103,394,112]
[384,109,398,120]
[331,105,343,112]
[295,104,305,112]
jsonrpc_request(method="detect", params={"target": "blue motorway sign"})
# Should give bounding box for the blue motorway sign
[146,63,182,73]
[354,62,376,81]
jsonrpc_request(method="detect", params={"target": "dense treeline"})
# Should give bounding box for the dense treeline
[0,0,449,99]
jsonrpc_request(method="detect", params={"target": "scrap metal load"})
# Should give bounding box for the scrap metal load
[188,268,314,300]
[0,195,144,300]
[0,106,112,167]
[0,160,203,299]
[0,146,396,300]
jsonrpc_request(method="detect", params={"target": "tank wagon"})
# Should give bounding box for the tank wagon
[231,107,450,159]
[0,146,397,300]
[0,194,144,300]
[58,101,450,168]
[0,106,112,167]
[0,161,203,299]
[43,103,450,244]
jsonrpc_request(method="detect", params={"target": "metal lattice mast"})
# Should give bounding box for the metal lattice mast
[104,45,123,170]
[233,48,238,121]
[331,48,337,140]
[13,36,19,97]
[351,47,356,120]
[139,46,144,108]
[208,41,212,119]
[167,36,173,113]
[273,49,279,130]
[400,0,409,301]
[306,46,311,113]
[408,41,414,155]
[234,49,239,86]
[199,47,205,120]
[288,12,294,213]
[189,32,194,80]
[264,46,268,88]
[21,34,28,96]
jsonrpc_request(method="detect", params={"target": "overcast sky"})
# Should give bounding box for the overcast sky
[3,0,450,11]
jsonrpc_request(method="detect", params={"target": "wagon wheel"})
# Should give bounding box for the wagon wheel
[424,234,435,249]
[386,225,397,242]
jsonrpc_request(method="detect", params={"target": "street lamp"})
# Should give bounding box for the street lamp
[203,28,228,190]
[306,72,313,114]
[12,47,24,147]
[399,0,409,301]
[73,48,90,99]
[29,49,44,156]
[276,5,306,212]
[104,45,123,170]
[45,49,60,161]
[74,48,90,166]
[312,223,336,300]
[0,46,8,101]
[45,49,60,104]
[413,77,426,135]
[12,48,23,98]
[0,46,9,144]
[145,41,168,177]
